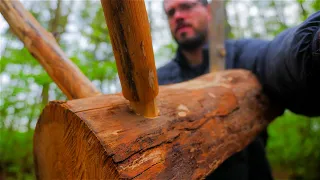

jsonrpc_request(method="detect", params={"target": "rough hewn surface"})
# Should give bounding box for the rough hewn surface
[34,70,282,179]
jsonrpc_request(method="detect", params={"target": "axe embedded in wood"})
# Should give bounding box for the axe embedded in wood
[100,0,159,118]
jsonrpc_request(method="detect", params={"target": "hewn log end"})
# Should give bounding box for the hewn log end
[33,101,119,179]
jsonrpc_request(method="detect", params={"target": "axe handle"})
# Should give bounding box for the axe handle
[100,0,159,118]
[0,0,101,99]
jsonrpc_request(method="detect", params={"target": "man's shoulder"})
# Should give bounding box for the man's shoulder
[157,60,181,85]
[157,60,179,74]
[224,39,271,69]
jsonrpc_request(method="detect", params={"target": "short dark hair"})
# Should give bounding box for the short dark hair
[163,0,209,11]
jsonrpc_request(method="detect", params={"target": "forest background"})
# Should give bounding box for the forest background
[0,0,319,179]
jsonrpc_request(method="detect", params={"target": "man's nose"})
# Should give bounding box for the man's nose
[173,10,186,22]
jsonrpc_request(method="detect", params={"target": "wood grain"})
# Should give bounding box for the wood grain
[0,0,101,99]
[100,0,159,117]
[34,70,282,179]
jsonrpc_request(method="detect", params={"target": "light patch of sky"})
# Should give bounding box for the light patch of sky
[0,15,8,34]
[284,3,300,26]
[0,73,10,91]
[62,1,93,55]
[147,0,172,50]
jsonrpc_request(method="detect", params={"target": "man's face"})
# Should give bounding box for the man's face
[164,0,211,49]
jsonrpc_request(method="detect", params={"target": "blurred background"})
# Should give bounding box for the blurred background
[0,0,319,179]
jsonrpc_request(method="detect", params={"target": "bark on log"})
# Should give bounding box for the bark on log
[34,70,281,180]
[101,0,159,117]
[0,0,101,99]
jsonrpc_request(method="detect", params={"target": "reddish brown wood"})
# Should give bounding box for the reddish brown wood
[34,70,281,179]
[100,0,159,117]
[0,0,101,99]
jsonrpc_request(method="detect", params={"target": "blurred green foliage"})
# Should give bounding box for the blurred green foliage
[268,111,320,179]
[0,0,319,179]
[0,129,34,180]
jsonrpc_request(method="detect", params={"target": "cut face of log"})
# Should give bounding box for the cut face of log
[34,70,282,179]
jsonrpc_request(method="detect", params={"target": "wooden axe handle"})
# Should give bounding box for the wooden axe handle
[0,0,101,100]
[100,0,159,118]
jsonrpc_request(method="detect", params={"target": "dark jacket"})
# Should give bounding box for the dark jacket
[157,11,320,180]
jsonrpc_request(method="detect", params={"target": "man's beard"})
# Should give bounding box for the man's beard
[174,29,207,51]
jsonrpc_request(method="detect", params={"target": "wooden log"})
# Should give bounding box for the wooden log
[100,0,159,117]
[0,0,101,99]
[34,70,282,180]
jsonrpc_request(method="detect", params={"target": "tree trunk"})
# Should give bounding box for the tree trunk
[34,70,282,180]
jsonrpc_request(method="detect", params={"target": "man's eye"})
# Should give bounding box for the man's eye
[167,9,175,17]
